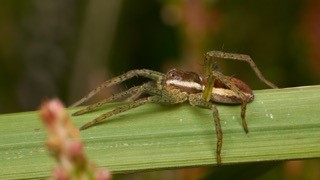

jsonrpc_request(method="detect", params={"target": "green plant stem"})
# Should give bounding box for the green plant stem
[0,85,320,179]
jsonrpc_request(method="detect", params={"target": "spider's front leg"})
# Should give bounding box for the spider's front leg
[79,97,153,130]
[124,82,157,102]
[73,82,157,116]
[69,69,165,107]
[189,94,222,166]
[79,87,188,130]
[205,50,278,89]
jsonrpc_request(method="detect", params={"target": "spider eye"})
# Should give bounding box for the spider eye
[168,70,176,77]
[167,69,182,80]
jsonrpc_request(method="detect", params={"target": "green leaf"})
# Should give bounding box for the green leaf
[1,85,320,179]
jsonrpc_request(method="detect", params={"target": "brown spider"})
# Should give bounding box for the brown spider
[70,50,278,165]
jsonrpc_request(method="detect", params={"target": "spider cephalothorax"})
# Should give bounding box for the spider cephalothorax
[164,68,203,93]
[70,50,277,165]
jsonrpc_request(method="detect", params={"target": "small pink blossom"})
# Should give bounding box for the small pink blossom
[95,169,112,180]
[39,99,111,179]
[53,166,68,180]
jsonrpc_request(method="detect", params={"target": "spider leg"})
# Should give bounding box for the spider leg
[79,91,183,130]
[205,50,278,89]
[70,69,165,107]
[189,94,222,166]
[124,90,143,102]
[202,73,215,102]
[210,71,250,133]
[73,82,158,116]
[79,87,190,130]
[79,97,152,130]
[124,82,156,102]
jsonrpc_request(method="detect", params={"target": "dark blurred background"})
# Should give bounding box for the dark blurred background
[0,0,319,179]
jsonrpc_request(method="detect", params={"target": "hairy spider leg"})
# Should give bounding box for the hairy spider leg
[203,54,215,75]
[189,93,222,165]
[79,89,189,130]
[70,69,165,107]
[205,50,278,89]
[80,97,153,130]
[124,92,143,102]
[73,82,158,116]
[202,73,215,102]
[210,71,250,133]
[124,82,156,102]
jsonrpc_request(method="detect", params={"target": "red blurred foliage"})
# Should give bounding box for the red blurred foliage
[303,0,320,76]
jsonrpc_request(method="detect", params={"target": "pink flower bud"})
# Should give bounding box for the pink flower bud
[95,169,112,180]
[68,141,83,157]
[53,166,68,180]
[40,99,111,179]
[39,99,65,128]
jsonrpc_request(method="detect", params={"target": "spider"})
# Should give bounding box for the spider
[70,50,278,165]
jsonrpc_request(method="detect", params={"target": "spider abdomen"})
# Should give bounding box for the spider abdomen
[210,78,254,104]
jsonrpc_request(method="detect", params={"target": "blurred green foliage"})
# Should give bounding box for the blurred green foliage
[108,0,180,72]
[0,0,318,113]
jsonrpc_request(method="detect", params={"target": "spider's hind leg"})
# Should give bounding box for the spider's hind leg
[205,50,278,89]
[210,71,250,133]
